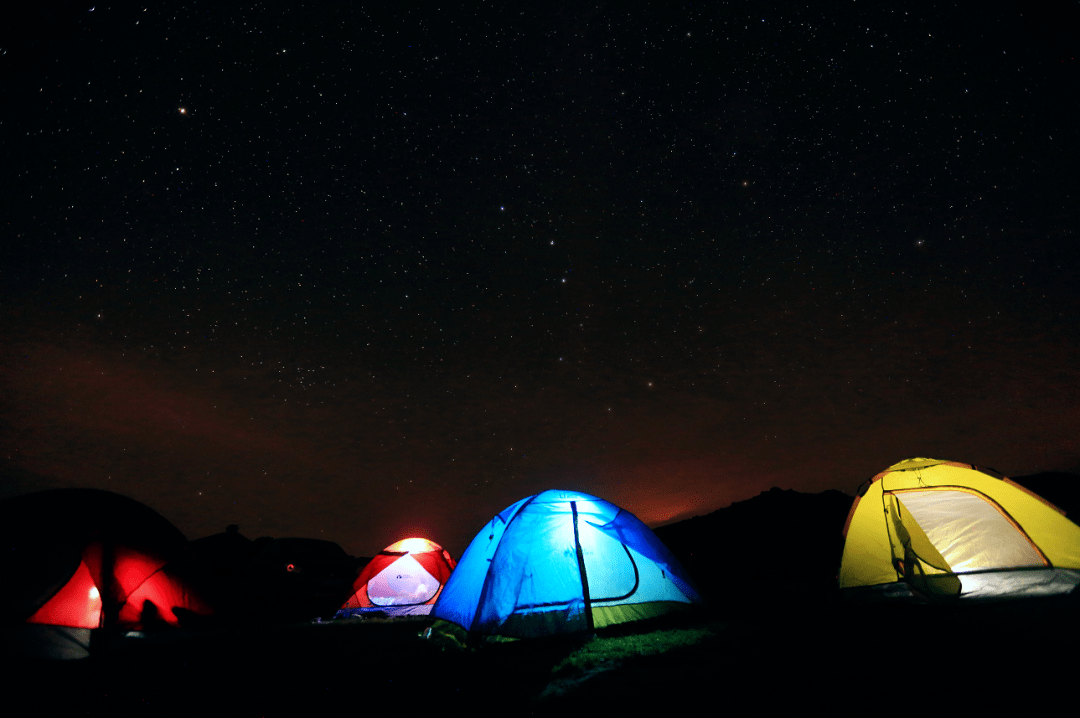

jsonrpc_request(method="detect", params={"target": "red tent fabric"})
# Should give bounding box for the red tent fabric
[1,489,213,658]
[25,558,102,629]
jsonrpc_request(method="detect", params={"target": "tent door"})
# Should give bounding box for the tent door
[887,494,961,599]
[888,489,1048,599]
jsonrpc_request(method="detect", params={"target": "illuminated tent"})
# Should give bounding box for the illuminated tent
[338,538,456,617]
[839,458,1080,602]
[432,490,702,638]
[0,489,212,659]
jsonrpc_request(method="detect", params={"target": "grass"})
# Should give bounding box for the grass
[550,625,720,676]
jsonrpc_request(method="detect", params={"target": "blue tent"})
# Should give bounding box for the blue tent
[432,490,702,637]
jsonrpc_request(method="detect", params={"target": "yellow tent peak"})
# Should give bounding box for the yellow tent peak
[877,457,979,476]
[887,457,952,472]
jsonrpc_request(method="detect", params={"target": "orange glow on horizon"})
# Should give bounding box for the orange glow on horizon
[597,457,790,527]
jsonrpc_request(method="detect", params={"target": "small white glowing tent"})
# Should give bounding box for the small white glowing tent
[338,538,455,617]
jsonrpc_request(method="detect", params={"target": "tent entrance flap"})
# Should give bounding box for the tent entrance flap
[888,493,960,599]
[367,554,440,607]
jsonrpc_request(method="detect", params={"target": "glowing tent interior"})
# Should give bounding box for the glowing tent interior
[338,537,456,617]
[0,489,212,659]
[432,489,702,638]
[839,458,1080,602]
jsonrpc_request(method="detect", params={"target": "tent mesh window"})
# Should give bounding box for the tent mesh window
[367,555,440,607]
[892,489,1047,573]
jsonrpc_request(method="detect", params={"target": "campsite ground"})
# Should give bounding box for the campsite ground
[9,594,1078,714]
[8,486,1078,712]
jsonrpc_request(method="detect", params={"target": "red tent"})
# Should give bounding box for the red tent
[0,489,212,658]
[339,538,455,617]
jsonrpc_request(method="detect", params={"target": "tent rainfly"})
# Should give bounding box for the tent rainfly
[839,458,1080,602]
[431,489,702,638]
[338,538,456,617]
[0,489,212,659]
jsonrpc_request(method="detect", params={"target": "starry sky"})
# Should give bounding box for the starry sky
[2,1,1079,558]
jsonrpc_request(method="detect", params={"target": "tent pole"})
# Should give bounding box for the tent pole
[571,502,594,633]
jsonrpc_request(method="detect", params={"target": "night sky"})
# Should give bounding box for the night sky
[3,1,1079,558]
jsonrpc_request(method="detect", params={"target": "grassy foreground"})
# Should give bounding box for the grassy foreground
[7,596,1079,714]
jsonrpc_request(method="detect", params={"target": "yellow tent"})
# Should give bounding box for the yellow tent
[839,458,1080,602]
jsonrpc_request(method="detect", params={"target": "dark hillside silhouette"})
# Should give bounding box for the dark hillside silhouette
[1011,472,1080,518]
[654,487,853,609]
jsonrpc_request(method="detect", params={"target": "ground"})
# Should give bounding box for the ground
[9,594,1078,714]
